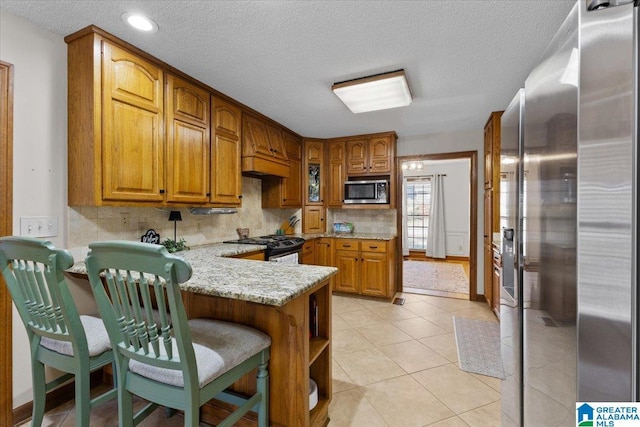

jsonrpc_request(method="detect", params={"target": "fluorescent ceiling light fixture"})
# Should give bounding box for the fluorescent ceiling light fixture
[332,69,412,113]
[121,12,158,33]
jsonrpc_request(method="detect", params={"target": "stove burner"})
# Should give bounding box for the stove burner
[223,235,305,258]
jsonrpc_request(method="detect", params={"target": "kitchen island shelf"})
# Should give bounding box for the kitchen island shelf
[68,243,336,427]
[309,337,329,366]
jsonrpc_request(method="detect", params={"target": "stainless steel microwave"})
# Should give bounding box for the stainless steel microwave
[344,180,389,204]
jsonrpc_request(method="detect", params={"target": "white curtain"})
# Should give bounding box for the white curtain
[401,177,409,256]
[426,174,446,258]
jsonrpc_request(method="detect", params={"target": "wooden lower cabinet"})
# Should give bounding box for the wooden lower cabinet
[333,238,396,298]
[301,239,315,265]
[334,248,359,293]
[229,250,265,261]
[185,279,332,427]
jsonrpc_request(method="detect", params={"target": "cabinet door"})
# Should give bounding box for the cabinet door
[346,139,368,175]
[281,160,302,207]
[303,205,325,233]
[315,238,333,267]
[301,240,315,265]
[484,119,493,190]
[102,41,164,202]
[165,74,210,204]
[328,140,345,207]
[211,97,242,205]
[266,123,288,161]
[484,190,493,305]
[361,251,388,297]
[283,131,302,161]
[334,250,360,293]
[304,140,325,205]
[368,137,392,174]
[492,262,501,316]
[243,114,273,157]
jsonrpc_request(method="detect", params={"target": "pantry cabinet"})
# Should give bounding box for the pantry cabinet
[327,140,345,207]
[165,74,210,204]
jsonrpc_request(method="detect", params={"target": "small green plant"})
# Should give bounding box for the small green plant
[161,238,189,253]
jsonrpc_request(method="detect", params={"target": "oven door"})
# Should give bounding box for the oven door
[268,250,300,264]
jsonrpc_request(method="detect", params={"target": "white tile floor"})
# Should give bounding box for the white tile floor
[18,292,501,427]
[328,292,501,427]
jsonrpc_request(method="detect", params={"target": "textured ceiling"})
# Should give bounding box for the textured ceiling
[0,0,576,139]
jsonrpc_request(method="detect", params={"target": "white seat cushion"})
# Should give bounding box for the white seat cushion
[40,315,111,357]
[129,318,271,388]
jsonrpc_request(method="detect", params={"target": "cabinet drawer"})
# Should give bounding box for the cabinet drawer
[334,239,359,251]
[361,240,387,253]
[302,240,314,254]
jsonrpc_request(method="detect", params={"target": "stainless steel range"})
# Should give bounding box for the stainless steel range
[224,235,305,263]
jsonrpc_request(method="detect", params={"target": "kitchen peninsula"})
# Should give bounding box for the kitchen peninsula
[68,243,337,427]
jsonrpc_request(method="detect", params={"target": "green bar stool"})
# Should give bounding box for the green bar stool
[0,236,116,426]
[85,240,270,427]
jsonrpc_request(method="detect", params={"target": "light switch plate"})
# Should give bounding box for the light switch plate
[20,216,58,238]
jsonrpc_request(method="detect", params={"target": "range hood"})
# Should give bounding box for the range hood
[189,207,238,215]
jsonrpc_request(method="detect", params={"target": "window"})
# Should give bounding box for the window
[405,177,431,250]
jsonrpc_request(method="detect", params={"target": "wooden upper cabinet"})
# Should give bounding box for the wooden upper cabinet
[261,131,302,208]
[346,139,368,175]
[484,111,501,190]
[265,124,288,162]
[211,97,242,205]
[281,132,302,207]
[346,135,393,176]
[101,41,165,202]
[165,74,210,204]
[243,114,273,157]
[368,137,392,173]
[303,139,325,206]
[214,98,241,139]
[283,131,301,161]
[241,113,289,177]
[328,140,345,207]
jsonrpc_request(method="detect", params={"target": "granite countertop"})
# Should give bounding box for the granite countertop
[298,232,396,240]
[68,243,337,307]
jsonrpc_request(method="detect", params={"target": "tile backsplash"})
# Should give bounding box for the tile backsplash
[67,176,398,260]
[328,209,397,234]
[67,177,300,259]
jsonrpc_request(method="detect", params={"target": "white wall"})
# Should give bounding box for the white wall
[0,10,68,407]
[397,128,485,293]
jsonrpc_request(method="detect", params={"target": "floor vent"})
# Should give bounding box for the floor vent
[392,297,406,305]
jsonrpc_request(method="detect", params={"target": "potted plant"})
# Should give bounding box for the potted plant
[161,237,189,253]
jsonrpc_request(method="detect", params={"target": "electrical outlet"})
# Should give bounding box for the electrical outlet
[121,213,129,228]
[20,216,58,238]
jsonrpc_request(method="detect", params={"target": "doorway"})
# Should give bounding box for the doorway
[395,151,478,301]
[1,60,14,426]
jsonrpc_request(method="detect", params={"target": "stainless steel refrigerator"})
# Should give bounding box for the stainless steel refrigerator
[500,0,638,425]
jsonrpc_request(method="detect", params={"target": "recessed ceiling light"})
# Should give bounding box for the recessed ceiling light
[332,69,412,114]
[121,12,158,33]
